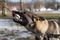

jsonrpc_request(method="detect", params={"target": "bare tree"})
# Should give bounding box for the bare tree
[20,0,24,11]
[2,0,6,16]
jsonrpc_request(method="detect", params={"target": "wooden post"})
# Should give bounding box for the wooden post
[20,0,23,12]
[2,0,6,16]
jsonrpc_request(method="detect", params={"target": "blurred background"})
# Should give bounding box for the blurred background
[0,0,60,40]
[0,0,60,18]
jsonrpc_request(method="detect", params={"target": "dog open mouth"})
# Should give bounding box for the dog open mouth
[13,14,23,21]
[12,10,29,26]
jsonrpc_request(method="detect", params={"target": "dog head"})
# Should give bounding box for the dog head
[12,10,29,26]
[32,15,45,22]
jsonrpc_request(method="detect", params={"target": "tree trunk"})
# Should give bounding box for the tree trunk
[2,0,6,16]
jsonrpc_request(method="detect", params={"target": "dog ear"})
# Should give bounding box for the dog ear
[33,18,36,22]
[33,17,39,22]
[39,16,45,21]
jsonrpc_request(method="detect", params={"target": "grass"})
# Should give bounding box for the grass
[0,13,12,18]
[0,13,60,19]
[36,13,60,19]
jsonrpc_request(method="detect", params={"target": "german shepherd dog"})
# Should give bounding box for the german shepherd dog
[12,10,60,40]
